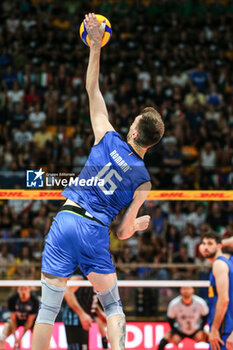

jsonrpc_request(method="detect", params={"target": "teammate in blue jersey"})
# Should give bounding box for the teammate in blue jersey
[32,13,164,350]
[200,232,233,350]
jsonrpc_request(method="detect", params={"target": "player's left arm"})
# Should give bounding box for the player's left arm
[85,13,115,145]
[10,312,18,336]
[209,259,229,349]
[116,181,151,240]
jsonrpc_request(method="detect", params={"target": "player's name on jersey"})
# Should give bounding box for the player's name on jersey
[110,150,131,172]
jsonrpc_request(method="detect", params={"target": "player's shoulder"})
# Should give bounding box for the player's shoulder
[213,256,230,273]
[8,293,18,308]
[168,295,182,308]
[192,294,207,306]
[8,293,18,302]
[30,292,39,302]
[95,130,121,146]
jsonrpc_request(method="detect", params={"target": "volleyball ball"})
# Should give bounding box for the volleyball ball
[79,14,112,48]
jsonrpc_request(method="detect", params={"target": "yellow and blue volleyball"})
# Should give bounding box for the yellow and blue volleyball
[79,14,112,48]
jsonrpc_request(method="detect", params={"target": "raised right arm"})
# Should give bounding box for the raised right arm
[85,13,114,145]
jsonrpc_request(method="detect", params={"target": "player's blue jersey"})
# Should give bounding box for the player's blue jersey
[62,131,151,226]
[208,255,233,334]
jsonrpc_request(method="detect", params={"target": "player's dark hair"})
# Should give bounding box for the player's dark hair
[136,107,164,147]
[201,231,221,244]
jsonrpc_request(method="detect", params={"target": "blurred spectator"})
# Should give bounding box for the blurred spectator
[165,225,180,254]
[207,202,229,232]
[1,66,17,90]
[154,238,170,280]
[173,245,195,279]
[14,123,33,148]
[172,166,191,189]
[137,252,153,279]
[200,141,216,172]
[61,86,78,125]
[0,245,15,278]
[24,84,40,109]
[29,103,46,130]
[16,246,35,278]
[186,204,206,230]
[33,121,53,148]
[10,103,27,128]
[206,84,222,107]
[171,67,188,87]
[184,85,206,107]
[32,205,50,234]
[117,245,137,279]
[182,223,200,260]
[138,231,155,262]
[72,125,85,148]
[18,143,32,169]
[162,141,182,171]
[72,148,88,172]
[152,206,167,236]
[7,81,24,111]
[2,142,14,169]
[205,104,220,124]
[189,63,210,93]
[186,101,205,132]
[168,202,187,232]
[0,204,13,231]
[44,84,59,122]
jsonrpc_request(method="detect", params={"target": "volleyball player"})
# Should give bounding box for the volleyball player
[32,13,164,350]
[200,231,233,350]
[158,286,208,350]
[0,286,39,349]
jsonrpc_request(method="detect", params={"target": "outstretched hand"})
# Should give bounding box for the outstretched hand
[79,311,93,331]
[209,329,224,350]
[226,332,233,350]
[84,13,105,47]
[14,338,21,350]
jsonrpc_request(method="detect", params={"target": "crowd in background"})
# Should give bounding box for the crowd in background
[0,198,232,282]
[0,0,233,282]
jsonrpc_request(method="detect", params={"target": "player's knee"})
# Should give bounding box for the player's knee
[35,280,66,325]
[194,330,206,342]
[170,334,181,345]
[164,331,172,341]
[96,280,125,319]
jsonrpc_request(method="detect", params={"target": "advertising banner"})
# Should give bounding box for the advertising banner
[0,322,209,349]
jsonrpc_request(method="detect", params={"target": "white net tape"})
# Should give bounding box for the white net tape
[0,280,209,287]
